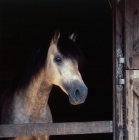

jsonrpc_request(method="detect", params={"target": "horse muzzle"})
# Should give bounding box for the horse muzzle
[62,81,88,105]
[69,86,88,105]
[62,80,88,105]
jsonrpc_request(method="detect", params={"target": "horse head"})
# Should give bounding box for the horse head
[46,29,88,105]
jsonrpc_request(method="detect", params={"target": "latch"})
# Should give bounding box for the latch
[116,49,125,91]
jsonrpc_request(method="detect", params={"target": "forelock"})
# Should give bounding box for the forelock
[57,36,83,66]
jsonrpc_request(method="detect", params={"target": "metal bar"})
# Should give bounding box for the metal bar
[0,121,113,137]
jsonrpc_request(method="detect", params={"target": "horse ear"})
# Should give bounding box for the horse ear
[69,31,78,42]
[51,28,60,44]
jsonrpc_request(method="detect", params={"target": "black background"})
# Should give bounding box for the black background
[0,0,113,139]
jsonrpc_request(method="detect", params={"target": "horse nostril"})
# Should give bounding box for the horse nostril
[75,89,80,98]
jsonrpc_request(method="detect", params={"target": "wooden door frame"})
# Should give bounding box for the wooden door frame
[113,0,139,140]
[112,0,125,140]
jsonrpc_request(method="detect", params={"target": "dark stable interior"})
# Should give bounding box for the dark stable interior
[0,0,112,139]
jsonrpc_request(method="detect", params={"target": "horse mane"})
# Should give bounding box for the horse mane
[10,44,49,94]
[4,36,84,97]
[0,42,49,124]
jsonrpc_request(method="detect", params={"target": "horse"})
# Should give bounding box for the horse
[0,29,88,140]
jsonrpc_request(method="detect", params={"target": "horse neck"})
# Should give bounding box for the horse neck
[23,69,52,116]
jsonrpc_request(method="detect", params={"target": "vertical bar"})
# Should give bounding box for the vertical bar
[132,70,139,139]
[125,70,134,140]
[112,0,116,137]
[124,0,133,69]
[132,0,139,69]
[133,0,139,47]
[113,0,124,140]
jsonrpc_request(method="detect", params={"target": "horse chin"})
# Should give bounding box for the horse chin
[70,101,85,105]
[69,96,86,105]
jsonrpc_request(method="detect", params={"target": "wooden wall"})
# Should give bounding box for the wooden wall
[124,0,139,139]
[113,0,139,139]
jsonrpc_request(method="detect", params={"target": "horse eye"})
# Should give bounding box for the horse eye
[54,56,62,63]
